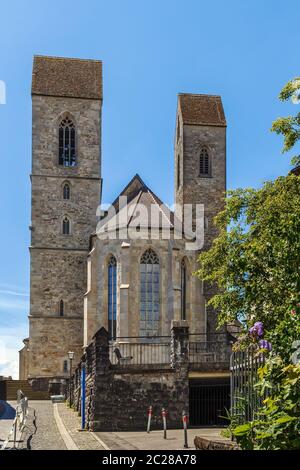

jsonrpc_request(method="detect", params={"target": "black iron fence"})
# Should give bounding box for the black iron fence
[230,350,266,424]
[189,333,231,364]
[109,336,171,366]
[109,333,232,367]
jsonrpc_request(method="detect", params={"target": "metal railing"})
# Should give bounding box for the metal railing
[230,350,266,424]
[109,333,232,367]
[189,333,231,364]
[109,337,171,366]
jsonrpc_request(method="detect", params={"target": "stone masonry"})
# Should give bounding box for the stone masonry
[70,323,190,432]
[25,56,102,381]
[20,56,229,395]
[175,94,226,333]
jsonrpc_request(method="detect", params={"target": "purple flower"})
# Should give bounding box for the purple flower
[258,339,272,351]
[249,321,264,337]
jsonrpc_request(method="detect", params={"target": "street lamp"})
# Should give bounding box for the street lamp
[68,351,75,407]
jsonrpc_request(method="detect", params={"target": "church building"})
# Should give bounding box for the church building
[19,57,229,424]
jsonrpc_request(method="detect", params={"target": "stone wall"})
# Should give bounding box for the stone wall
[29,316,83,378]
[27,90,102,379]
[71,322,190,432]
[174,105,226,334]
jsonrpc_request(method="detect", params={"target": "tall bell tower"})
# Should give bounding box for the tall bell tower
[174,93,226,332]
[27,55,102,380]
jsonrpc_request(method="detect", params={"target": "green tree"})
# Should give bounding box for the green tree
[196,175,300,344]
[195,78,300,450]
[271,77,300,167]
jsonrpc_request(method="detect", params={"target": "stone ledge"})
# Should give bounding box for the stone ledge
[194,436,239,450]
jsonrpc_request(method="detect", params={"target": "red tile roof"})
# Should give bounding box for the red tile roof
[32,55,102,100]
[179,93,226,127]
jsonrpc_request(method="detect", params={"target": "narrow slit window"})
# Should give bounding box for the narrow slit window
[199,147,210,176]
[181,259,187,320]
[63,182,70,200]
[63,360,68,373]
[177,155,180,189]
[108,255,117,340]
[62,216,70,235]
[59,300,64,317]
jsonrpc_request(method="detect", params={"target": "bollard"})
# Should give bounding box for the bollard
[81,363,86,430]
[162,408,167,439]
[182,410,189,448]
[147,406,152,433]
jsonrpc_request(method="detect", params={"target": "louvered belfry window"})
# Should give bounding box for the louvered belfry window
[59,117,76,167]
[199,147,210,176]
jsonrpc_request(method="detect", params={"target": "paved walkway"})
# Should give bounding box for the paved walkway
[28,401,67,450]
[56,403,105,450]
[95,427,230,450]
[1,400,231,451]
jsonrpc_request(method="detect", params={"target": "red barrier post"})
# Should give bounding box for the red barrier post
[147,405,152,433]
[182,410,188,448]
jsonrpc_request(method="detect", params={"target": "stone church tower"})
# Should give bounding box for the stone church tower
[27,56,102,380]
[174,94,226,333]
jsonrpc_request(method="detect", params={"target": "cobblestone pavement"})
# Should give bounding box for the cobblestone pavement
[28,401,67,450]
[56,403,105,450]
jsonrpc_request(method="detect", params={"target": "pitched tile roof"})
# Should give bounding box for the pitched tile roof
[31,55,102,100]
[178,93,226,127]
[93,174,195,240]
[103,174,174,231]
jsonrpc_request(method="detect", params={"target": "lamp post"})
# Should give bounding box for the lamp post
[68,351,75,407]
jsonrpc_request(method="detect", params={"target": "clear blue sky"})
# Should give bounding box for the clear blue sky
[0,0,298,377]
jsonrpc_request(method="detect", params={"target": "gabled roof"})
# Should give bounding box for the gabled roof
[31,55,102,100]
[98,174,175,232]
[178,93,226,127]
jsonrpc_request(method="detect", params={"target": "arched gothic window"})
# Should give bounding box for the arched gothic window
[59,116,76,167]
[180,259,187,320]
[199,147,210,176]
[108,255,117,340]
[59,300,64,317]
[140,248,160,336]
[62,216,70,235]
[63,182,70,200]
